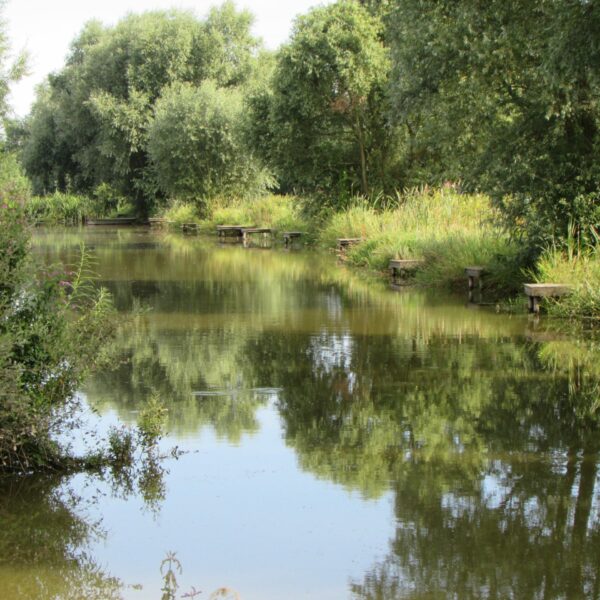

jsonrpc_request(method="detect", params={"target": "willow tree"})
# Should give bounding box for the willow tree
[22,3,262,213]
[147,81,269,204]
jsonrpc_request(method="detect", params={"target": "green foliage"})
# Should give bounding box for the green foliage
[535,241,600,318]
[21,5,265,213]
[138,392,168,446]
[319,188,522,292]
[387,0,600,245]
[248,0,394,196]
[107,426,136,468]
[26,192,91,224]
[0,157,116,472]
[208,194,308,232]
[0,0,27,121]
[161,201,200,225]
[91,183,133,217]
[147,81,271,205]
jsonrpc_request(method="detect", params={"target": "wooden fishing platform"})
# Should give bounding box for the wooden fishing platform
[465,266,486,290]
[337,238,362,251]
[181,222,199,234]
[148,217,167,227]
[242,227,272,243]
[524,283,572,314]
[283,231,304,246]
[86,217,137,226]
[217,225,254,237]
[389,259,425,283]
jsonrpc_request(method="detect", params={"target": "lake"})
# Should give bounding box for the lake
[1,226,599,599]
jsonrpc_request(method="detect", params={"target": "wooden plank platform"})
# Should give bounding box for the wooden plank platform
[524,283,572,314]
[283,231,304,246]
[181,222,199,234]
[217,225,254,237]
[337,238,362,250]
[242,227,272,243]
[465,266,486,290]
[148,217,166,227]
[86,217,137,226]
[242,227,272,234]
[389,259,425,282]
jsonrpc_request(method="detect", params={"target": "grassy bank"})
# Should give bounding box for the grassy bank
[26,190,136,225]
[27,193,92,225]
[159,189,524,296]
[34,187,600,317]
[161,194,311,235]
[535,245,600,318]
[319,189,524,294]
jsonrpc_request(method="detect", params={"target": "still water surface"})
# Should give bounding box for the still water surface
[2,227,600,599]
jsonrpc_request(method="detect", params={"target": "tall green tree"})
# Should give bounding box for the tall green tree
[22,3,263,213]
[146,81,269,204]
[248,0,392,197]
[388,0,600,246]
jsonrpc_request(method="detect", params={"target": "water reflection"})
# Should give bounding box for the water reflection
[21,228,600,598]
[0,475,122,599]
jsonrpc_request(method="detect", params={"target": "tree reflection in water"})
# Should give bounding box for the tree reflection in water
[31,230,600,597]
[245,329,600,598]
[0,474,123,599]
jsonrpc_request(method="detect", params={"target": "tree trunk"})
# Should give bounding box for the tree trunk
[355,115,368,196]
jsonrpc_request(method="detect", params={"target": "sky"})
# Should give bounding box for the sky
[4,0,330,118]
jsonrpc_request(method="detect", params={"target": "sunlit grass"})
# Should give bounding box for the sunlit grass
[206,194,309,234]
[320,189,523,292]
[536,245,600,318]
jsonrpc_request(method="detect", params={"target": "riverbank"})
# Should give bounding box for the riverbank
[161,190,528,299]
[28,188,600,316]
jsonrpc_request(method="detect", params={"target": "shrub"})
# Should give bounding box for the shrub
[0,159,116,472]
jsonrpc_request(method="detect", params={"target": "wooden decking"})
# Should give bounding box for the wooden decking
[86,217,137,226]
[337,238,362,251]
[524,283,572,314]
[389,259,425,283]
[242,228,272,243]
[216,225,254,237]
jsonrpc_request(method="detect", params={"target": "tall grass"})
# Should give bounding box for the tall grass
[536,242,600,318]
[161,201,201,225]
[208,194,308,232]
[27,193,93,225]
[320,189,522,292]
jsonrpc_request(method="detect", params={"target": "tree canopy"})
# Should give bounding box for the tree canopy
[16,0,600,244]
[22,3,265,213]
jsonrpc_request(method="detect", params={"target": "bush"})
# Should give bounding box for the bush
[0,157,116,472]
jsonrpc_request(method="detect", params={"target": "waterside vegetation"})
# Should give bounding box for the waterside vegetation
[13,0,600,316]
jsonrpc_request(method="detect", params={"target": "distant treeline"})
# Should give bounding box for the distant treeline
[11,0,600,246]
